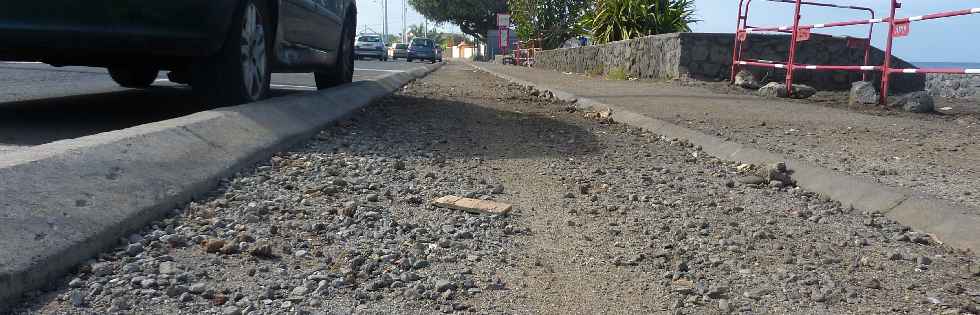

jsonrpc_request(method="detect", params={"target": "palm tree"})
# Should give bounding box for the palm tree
[580,0,698,44]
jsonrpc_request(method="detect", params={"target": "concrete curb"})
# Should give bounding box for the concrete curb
[0,63,442,310]
[469,62,980,254]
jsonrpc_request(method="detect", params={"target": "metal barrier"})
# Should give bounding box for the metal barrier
[513,40,541,67]
[732,0,980,104]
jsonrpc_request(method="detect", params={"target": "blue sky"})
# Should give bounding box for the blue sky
[356,0,980,62]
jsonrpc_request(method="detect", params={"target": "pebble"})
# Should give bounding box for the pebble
[736,176,766,185]
[189,283,208,294]
[125,243,143,256]
[158,262,179,275]
[68,290,85,307]
[205,239,226,253]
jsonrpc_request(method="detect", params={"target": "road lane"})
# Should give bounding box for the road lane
[0,60,428,155]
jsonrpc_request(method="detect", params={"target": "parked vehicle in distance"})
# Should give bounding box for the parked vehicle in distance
[355,34,387,61]
[0,0,357,105]
[390,43,409,60]
[406,38,438,63]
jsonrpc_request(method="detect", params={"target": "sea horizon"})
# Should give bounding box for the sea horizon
[915,61,980,69]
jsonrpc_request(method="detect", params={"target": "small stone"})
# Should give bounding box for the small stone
[578,184,590,195]
[435,279,456,292]
[290,286,308,296]
[68,278,84,288]
[893,91,934,113]
[917,256,932,266]
[125,243,143,256]
[69,290,85,307]
[492,184,505,194]
[366,194,380,202]
[743,288,769,300]
[393,160,406,170]
[204,239,226,253]
[220,242,240,255]
[563,192,575,198]
[734,70,760,89]
[849,81,879,106]
[189,282,208,294]
[179,292,194,302]
[718,299,732,313]
[251,241,274,258]
[861,279,881,289]
[222,306,242,315]
[158,261,179,275]
[736,176,766,185]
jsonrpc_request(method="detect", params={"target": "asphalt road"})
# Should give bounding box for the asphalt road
[0,60,425,155]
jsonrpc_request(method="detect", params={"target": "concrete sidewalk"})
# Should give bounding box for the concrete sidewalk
[471,61,980,252]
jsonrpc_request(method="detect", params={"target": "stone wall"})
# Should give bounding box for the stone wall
[926,74,980,100]
[535,32,925,92]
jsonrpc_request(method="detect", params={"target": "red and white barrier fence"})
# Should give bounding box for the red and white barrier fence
[731,0,980,105]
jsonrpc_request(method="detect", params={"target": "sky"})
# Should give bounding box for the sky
[357,0,980,62]
[354,0,459,39]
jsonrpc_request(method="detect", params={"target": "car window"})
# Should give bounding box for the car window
[396,44,407,49]
[358,36,381,42]
[411,39,432,48]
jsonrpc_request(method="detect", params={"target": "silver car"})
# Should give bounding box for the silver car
[355,35,387,61]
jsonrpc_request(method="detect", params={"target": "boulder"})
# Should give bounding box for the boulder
[849,81,879,105]
[734,70,761,89]
[757,82,816,99]
[893,91,934,113]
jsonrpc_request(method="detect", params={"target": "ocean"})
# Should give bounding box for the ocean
[915,62,980,69]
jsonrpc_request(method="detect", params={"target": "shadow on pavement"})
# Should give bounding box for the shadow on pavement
[306,93,599,161]
[0,87,302,147]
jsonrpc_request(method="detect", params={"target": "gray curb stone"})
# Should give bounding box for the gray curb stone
[0,63,442,310]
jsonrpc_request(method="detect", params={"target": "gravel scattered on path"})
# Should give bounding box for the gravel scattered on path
[14,63,980,314]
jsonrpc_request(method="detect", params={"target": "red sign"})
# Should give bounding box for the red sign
[893,21,911,37]
[796,27,811,42]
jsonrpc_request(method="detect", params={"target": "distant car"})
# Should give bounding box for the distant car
[390,43,409,60]
[355,35,387,61]
[0,0,358,105]
[406,38,438,63]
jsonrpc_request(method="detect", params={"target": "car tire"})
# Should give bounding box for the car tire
[314,11,354,90]
[191,0,271,105]
[108,66,159,88]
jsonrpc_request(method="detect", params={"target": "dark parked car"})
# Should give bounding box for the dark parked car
[390,43,409,60]
[0,0,358,105]
[406,38,438,63]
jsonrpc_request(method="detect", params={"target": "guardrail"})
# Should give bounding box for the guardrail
[731,0,980,104]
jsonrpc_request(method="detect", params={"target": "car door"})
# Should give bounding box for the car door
[281,0,342,52]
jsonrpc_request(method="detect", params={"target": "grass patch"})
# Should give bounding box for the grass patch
[606,66,628,81]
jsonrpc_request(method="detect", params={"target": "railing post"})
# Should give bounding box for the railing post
[880,0,899,105]
[785,0,803,94]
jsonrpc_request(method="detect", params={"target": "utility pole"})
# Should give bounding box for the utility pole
[402,0,407,42]
[382,0,388,44]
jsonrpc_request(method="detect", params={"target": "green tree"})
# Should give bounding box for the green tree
[510,0,590,49]
[408,0,507,43]
[580,0,698,44]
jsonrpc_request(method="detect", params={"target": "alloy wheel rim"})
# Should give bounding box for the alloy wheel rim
[240,3,267,100]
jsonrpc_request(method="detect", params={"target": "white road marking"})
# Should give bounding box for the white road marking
[909,16,923,21]
[270,84,316,90]
[353,68,405,73]
[805,65,817,69]
[860,66,876,70]
[902,69,918,73]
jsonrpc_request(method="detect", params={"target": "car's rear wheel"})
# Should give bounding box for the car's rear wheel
[192,0,270,105]
[314,11,355,90]
[108,66,158,88]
